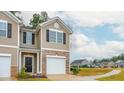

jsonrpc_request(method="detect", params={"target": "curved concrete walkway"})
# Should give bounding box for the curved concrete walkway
[48,70,121,81]
[72,69,121,81]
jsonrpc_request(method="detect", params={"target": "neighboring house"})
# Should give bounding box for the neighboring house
[70,59,90,67]
[90,63,101,68]
[115,60,124,68]
[100,62,108,68]
[100,61,115,68]
[0,11,72,78]
[107,61,115,68]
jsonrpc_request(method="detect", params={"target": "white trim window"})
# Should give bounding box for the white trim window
[49,31,56,43]
[57,32,63,43]
[48,29,63,44]
[23,31,35,45]
[0,20,7,37]
[26,32,33,44]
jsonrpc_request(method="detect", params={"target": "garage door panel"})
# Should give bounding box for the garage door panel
[0,56,11,77]
[47,57,65,74]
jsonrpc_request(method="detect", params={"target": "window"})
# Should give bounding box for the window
[57,32,63,43]
[49,31,56,43]
[26,32,32,44]
[48,29,65,44]
[23,32,35,45]
[0,20,7,37]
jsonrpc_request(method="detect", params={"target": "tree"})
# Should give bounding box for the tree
[111,56,118,62]
[119,54,124,60]
[93,59,100,63]
[41,11,48,22]
[92,53,124,66]
[30,11,48,29]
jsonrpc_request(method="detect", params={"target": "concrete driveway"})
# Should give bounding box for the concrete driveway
[48,74,100,81]
[48,70,121,81]
[48,74,81,81]
[0,70,121,81]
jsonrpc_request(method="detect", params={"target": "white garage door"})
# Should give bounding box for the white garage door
[47,57,66,74]
[0,56,11,77]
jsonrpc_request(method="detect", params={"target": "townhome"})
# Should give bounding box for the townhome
[0,11,72,78]
[0,11,21,77]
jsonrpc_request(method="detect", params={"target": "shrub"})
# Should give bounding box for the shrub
[72,67,79,75]
[79,64,89,68]
[18,67,27,79]
[70,67,74,71]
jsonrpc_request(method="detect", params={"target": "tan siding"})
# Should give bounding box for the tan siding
[0,12,18,46]
[0,47,17,66]
[36,31,41,49]
[41,21,70,50]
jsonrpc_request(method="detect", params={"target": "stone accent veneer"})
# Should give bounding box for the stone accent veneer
[11,66,18,77]
[42,50,70,76]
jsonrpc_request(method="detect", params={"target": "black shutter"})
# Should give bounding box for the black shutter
[32,33,35,44]
[63,33,66,44]
[7,23,12,38]
[46,29,49,42]
[23,32,26,44]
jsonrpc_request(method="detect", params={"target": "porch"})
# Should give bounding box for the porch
[19,48,41,75]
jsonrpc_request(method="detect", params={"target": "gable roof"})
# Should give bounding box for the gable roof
[2,11,22,24]
[71,59,89,65]
[39,17,73,34]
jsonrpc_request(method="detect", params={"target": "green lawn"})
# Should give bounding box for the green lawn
[96,68,124,81]
[18,78,50,81]
[77,68,113,76]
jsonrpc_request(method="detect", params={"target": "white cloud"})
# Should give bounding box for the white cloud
[63,11,124,27]
[112,24,124,38]
[72,31,90,48]
[72,32,124,59]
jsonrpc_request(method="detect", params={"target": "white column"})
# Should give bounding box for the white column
[19,51,22,72]
[40,51,42,73]
[37,52,39,73]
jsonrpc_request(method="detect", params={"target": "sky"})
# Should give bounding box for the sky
[21,11,124,62]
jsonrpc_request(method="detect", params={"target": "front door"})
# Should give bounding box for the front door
[25,57,33,73]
